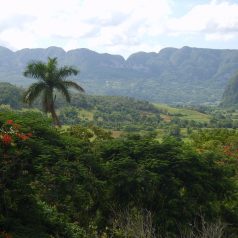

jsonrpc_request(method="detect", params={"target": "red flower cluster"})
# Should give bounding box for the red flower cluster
[6,120,13,125]
[2,134,12,145]
[16,133,32,141]
[0,120,32,147]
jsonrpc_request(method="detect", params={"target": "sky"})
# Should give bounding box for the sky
[0,0,238,57]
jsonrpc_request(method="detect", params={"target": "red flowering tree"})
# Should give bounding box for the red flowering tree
[0,119,32,155]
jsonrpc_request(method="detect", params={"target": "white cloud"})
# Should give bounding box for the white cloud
[205,33,236,41]
[0,0,171,56]
[168,0,238,41]
[0,29,37,50]
[104,43,163,58]
[0,0,238,56]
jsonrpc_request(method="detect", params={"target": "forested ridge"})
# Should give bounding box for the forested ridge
[1,46,238,104]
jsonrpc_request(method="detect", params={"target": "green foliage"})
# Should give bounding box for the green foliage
[58,106,81,125]
[56,94,162,131]
[0,111,89,237]
[66,124,112,141]
[0,83,24,109]
[98,135,237,235]
[0,110,237,237]
[0,83,162,131]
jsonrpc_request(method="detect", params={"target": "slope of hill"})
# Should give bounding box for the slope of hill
[221,72,238,108]
[0,82,162,131]
[1,46,238,104]
[4,82,238,132]
[0,82,24,108]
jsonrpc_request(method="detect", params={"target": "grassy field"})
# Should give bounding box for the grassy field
[154,103,210,122]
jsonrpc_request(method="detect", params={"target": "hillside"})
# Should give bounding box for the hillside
[0,82,162,131]
[5,82,238,133]
[221,72,238,107]
[1,46,238,105]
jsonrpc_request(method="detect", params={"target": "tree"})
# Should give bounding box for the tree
[22,57,84,126]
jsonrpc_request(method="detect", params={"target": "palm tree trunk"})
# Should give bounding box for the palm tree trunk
[50,105,61,127]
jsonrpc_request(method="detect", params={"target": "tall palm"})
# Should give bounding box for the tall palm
[23,57,84,126]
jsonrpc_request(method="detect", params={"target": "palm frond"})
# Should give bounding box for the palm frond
[55,82,71,103]
[62,80,85,92]
[22,82,46,105]
[23,61,46,80]
[57,66,79,80]
[47,58,58,81]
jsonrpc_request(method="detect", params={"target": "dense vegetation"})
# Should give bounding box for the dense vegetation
[1,75,238,237]
[3,81,238,137]
[1,46,238,104]
[0,109,238,237]
[0,83,24,109]
[0,82,162,131]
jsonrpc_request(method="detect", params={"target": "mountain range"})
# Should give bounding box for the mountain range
[1,45,238,105]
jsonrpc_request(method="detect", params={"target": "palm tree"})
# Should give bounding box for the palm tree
[23,57,84,126]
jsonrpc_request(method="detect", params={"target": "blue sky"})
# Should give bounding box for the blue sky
[0,0,237,57]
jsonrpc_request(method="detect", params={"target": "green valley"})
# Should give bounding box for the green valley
[1,56,238,238]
